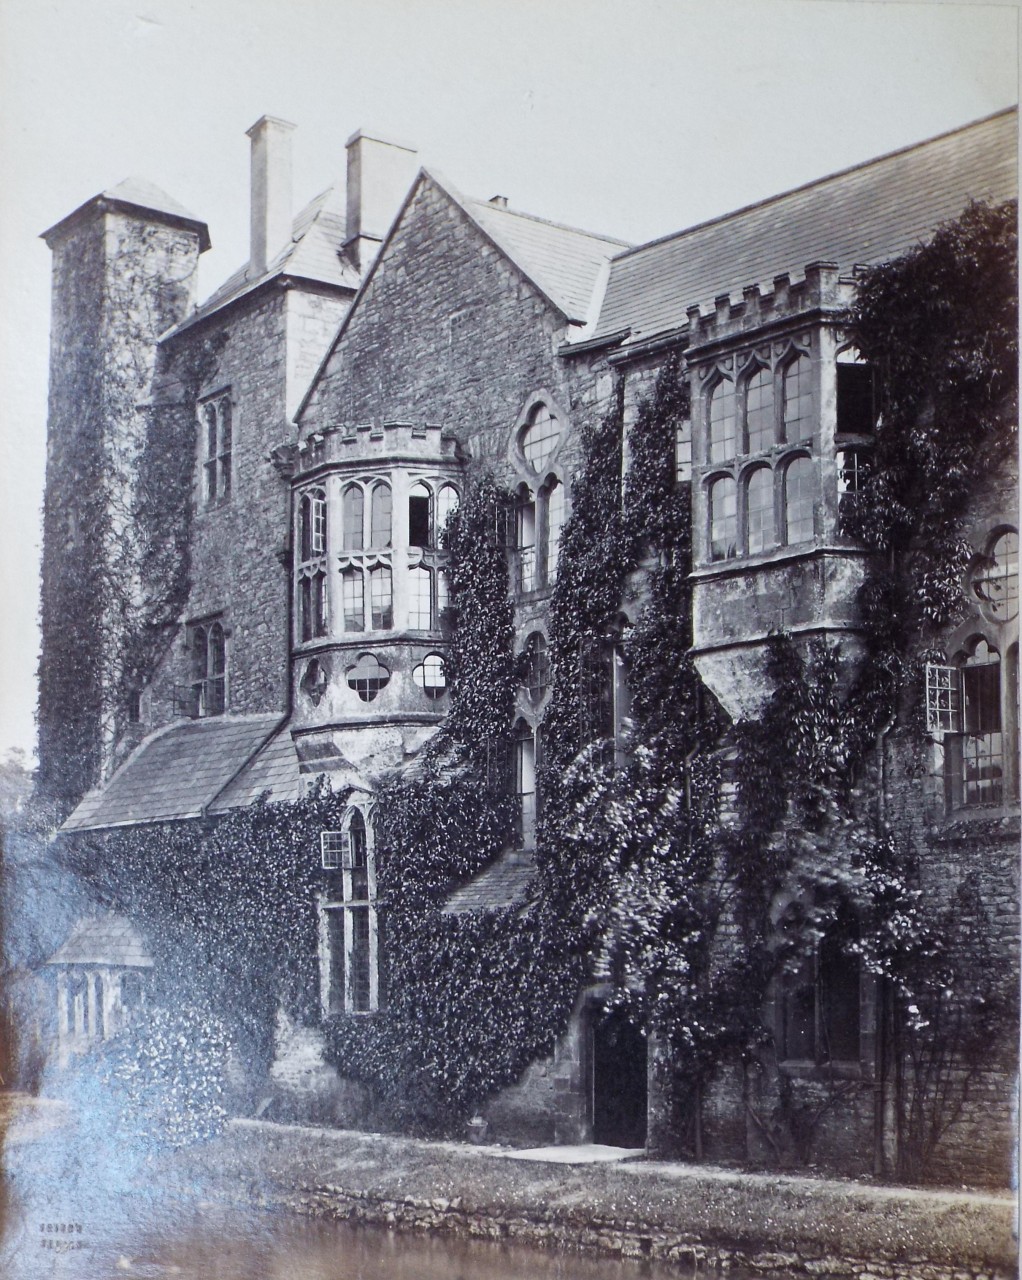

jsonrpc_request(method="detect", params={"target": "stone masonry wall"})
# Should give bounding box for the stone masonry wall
[38,207,203,808]
[146,282,350,728]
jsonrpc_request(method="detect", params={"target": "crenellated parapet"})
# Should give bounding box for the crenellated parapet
[294,420,461,477]
[685,263,856,357]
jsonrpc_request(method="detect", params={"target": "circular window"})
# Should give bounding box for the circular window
[412,653,447,699]
[520,403,561,473]
[346,654,391,702]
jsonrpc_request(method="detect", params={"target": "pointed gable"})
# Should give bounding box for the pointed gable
[298,169,622,433]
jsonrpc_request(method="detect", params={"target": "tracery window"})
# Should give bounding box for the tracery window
[545,479,565,583]
[297,487,328,642]
[972,529,1019,622]
[927,636,1019,808]
[708,378,737,463]
[675,416,693,483]
[836,348,878,436]
[408,481,432,548]
[782,354,813,443]
[520,402,561,473]
[516,488,537,592]
[188,619,226,716]
[370,483,392,548]
[746,466,775,555]
[783,456,815,546]
[200,392,232,507]
[346,653,391,702]
[321,808,381,1014]
[412,653,448,700]
[342,484,365,550]
[960,639,1005,807]
[709,476,737,561]
[744,366,775,453]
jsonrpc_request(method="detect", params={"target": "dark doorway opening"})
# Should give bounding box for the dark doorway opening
[591,1008,647,1147]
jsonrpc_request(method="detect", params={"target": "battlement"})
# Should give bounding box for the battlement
[685,262,858,353]
[292,420,462,476]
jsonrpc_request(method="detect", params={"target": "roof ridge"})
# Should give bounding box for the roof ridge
[469,197,630,247]
[612,106,1018,264]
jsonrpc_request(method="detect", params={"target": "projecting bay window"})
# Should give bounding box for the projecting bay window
[836,348,879,437]
[297,487,328,642]
[407,565,449,631]
[321,809,381,1015]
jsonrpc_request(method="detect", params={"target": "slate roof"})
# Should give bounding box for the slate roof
[461,193,630,323]
[42,176,212,252]
[168,187,358,336]
[208,726,306,812]
[593,108,1017,348]
[61,715,285,832]
[443,849,536,915]
[46,915,153,968]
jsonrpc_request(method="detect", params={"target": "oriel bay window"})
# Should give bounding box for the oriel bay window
[744,366,774,453]
[709,475,738,561]
[745,466,775,555]
[408,479,459,548]
[321,808,381,1015]
[297,487,328,642]
[339,479,394,633]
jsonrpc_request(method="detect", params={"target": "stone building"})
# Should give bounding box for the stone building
[40,109,1017,1182]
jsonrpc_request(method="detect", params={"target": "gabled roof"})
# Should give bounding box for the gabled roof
[46,915,153,968]
[443,848,535,915]
[592,108,1017,349]
[41,176,211,252]
[61,715,285,833]
[167,187,359,337]
[296,168,627,423]
[460,191,629,323]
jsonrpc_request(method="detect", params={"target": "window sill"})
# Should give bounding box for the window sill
[778,1059,869,1082]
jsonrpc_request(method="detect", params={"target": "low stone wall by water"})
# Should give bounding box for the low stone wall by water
[178,1121,1017,1280]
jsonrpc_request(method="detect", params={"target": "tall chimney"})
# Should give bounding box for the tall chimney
[345,130,418,271]
[246,115,296,275]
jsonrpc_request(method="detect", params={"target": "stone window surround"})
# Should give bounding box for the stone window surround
[704,450,816,562]
[292,469,460,650]
[186,615,228,717]
[513,474,567,596]
[319,803,382,1016]
[197,388,234,510]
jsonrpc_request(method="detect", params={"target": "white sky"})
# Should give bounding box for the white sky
[0,0,1017,762]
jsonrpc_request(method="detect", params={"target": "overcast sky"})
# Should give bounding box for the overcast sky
[0,0,1017,762]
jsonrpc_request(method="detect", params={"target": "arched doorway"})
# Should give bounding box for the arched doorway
[590,1007,647,1148]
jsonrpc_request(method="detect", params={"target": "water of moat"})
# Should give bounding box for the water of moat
[8,1205,754,1280]
[2,1097,768,1280]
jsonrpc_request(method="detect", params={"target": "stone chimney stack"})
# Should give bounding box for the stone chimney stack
[345,130,418,271]
[246,115,296,275]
